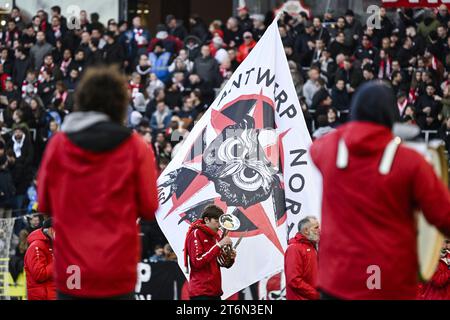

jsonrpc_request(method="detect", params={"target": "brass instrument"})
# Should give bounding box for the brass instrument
[217,213,240,268]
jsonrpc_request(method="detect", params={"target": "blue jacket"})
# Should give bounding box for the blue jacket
[150,108,173,131]
[149,52,171,83]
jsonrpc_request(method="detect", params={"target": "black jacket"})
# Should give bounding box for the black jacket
[331,86,351,111]
[0,168,15,206]
[86,49,104,67]
[104,41,125,66]
[37,80,56,107]
[169,24,188,41]
[7,136,34,195]
[193,56,221,87]
[7,58,25,88]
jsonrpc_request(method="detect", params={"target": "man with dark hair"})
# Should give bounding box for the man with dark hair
[415,84,442,129]
[11,6,25,30]
[47,15,67,46]
[310,80,450,299]
[284,216,320,300]
[184,205,236,300]
[24,218,56,300]
[50,5,67,27]
[88,13,105,34]
[103,31,125,67]
[86,38,103,67]
[7,125,33,219]
[166,14,188,41]
[354,34,378,62]
[20,23,36,51]
[0,19,21,49]
[37,66,159,299]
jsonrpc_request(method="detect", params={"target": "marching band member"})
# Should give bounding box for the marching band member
[37,66,159,300]
[419,239,450,300]
[184,205,236,300]
[284,216,320,300]
[310,80,450,299]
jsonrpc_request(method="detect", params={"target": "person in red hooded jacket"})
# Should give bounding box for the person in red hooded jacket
[310,80,450,300]
[419,239,450,300]
[37,66,159,299]
[184,205,235,300]
[284,216,320,300]
[24,218,56,300]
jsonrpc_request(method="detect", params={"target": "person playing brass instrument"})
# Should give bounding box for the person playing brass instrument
[184,205,236,300]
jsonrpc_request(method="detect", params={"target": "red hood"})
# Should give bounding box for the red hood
[338,121,394,156]
[288,233,316,246]
[27,228,49,245]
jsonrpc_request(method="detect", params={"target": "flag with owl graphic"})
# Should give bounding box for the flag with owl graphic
[156,16,322,299]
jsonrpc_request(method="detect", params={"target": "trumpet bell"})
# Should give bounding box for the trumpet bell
[219,213,241,231]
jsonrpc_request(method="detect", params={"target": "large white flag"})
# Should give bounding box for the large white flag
[156,16,321,299]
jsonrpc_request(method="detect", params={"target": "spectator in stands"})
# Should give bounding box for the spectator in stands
[0,151,15,219]
[149,244,165,263]
[7,124,33,218]
[166,15,188,41]
[415,84,442,129]
[331,79,350,112]
[224,17,242,49]
[104,31,125,67]
[252,14,266,41]
[163,243,177,262]
[136,54,152,85]
[27,214,41,233]
[327,107,341,128]
[302,66,322,108]
[151,101,173,133]
[236,5,252,32]
[30,31,53,71]
[130,16,150,58]
[193,45,221,88]
[236,31,256,63]
[189,15,209,43]
[149,41,171,83]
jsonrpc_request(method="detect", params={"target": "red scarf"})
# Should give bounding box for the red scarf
[431,55,438,70]
[378,57,391,79]
[183,219,217,273]
[408,87,418,104]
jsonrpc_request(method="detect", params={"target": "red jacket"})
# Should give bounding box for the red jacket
[37,129,159,298]
[236,40,256,63]
[419,256,450,300]
[184,220,227,297]
[284,233,319,300]
[24,229,56,300]
[310,121,450,299]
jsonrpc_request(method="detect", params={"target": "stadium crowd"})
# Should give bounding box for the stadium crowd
[1,3,450,299]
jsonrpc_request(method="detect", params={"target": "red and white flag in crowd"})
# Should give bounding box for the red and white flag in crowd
[156,16,321,299]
